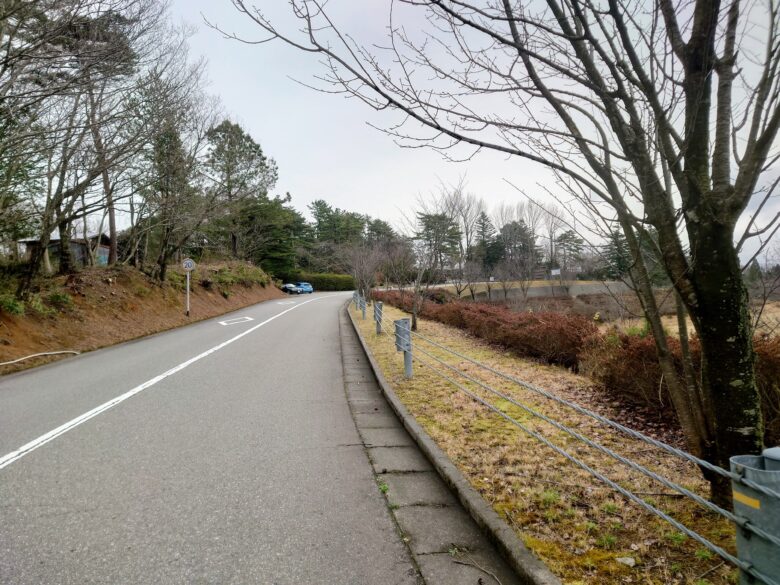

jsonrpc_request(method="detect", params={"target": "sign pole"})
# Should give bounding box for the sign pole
[182,258,196,317]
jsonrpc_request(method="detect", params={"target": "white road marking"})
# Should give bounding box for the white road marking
[218,316,254,326]
[277,301,296,305]
[0,296,323,471]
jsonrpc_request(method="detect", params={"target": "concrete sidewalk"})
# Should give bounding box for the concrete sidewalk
[340,308,523,585]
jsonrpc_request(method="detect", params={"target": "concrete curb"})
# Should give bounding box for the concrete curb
[346,305,562,585]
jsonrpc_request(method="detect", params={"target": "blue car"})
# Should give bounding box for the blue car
[294,281,314,294]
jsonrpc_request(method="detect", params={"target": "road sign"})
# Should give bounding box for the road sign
[182,258,195,317]
[550,268,561,277]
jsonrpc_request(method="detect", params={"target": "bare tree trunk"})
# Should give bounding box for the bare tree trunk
[42,246,52,275]
[57,220,75,274]
[624,224,711,445]
[142,230,149,269]
[689,228,761,506]
[81,193,95,267]
[230,230,239,258]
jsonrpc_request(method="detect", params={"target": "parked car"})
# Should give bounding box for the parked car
[295,281,314,294]
[281,283,300,294]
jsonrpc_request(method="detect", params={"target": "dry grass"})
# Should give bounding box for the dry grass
[607,300,780,339]
[351,304,737,585]
[752,301,780,336]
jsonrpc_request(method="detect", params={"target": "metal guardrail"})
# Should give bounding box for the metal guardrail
[353,294,780,585]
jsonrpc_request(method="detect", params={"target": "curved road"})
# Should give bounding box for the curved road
[0,293,419,584]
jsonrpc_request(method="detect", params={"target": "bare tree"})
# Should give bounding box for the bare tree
[344,242,384,300]
[442,178,482,297]
[464,259,482,301]
[494,259,516,300]
[383,238,415,293]
[7,0,178,294]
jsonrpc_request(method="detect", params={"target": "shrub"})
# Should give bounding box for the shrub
[47,291,74,310]
[582,331,780,444]
[456,304,596,370]
[424,288,457,304]
[166,270,186,291]
[213,268,236,290]
[579,332,672,411]
[373,290,413,311]
[28,294,55,317]
[0,294,24,316]
[230,263,269,287]
[431,302,467,328]
[374,290,597,369]
[755,336,780,445]
[206,263,270,295]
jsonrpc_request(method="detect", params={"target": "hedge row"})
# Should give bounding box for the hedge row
[373,289,780,445]
[373,289,597,370]
[294,272,355,291]
[579,333,780,445]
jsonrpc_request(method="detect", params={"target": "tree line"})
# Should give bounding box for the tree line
[0,1,388,292]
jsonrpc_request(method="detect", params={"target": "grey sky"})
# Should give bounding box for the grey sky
[169,0,551,227]
[167,1,777,265]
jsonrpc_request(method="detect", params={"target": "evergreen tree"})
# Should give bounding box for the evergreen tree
[601,229,631,280]
[205,120,278,257]
[555,229,584,273]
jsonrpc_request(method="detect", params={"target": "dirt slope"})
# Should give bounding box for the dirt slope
[0,264,284,374]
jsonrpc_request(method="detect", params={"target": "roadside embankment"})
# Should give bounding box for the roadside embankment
[0,262,283,374]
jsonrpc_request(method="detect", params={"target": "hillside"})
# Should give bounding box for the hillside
[0,262,284,374]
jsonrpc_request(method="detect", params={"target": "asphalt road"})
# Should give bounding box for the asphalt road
[0,293,419,584]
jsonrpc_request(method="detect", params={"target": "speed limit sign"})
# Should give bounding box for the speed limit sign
[182,258,195,317]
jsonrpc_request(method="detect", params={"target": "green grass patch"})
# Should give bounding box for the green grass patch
[47,291,74,310]
[0,294,24,316]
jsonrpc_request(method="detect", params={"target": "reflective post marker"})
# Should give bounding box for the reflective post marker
[374,301,383,335]
[394,318,412,379]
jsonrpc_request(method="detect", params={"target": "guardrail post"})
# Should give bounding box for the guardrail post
[730,447,780,584]
[394,318,412,379]
[374,301,383,335]
[360,295,367,320]
[353,291,358,309]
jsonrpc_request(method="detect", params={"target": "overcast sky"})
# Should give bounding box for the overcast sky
[168,0,551,227]
[166,1,777,264]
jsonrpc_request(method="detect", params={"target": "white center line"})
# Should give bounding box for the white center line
[0,296,323,471]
